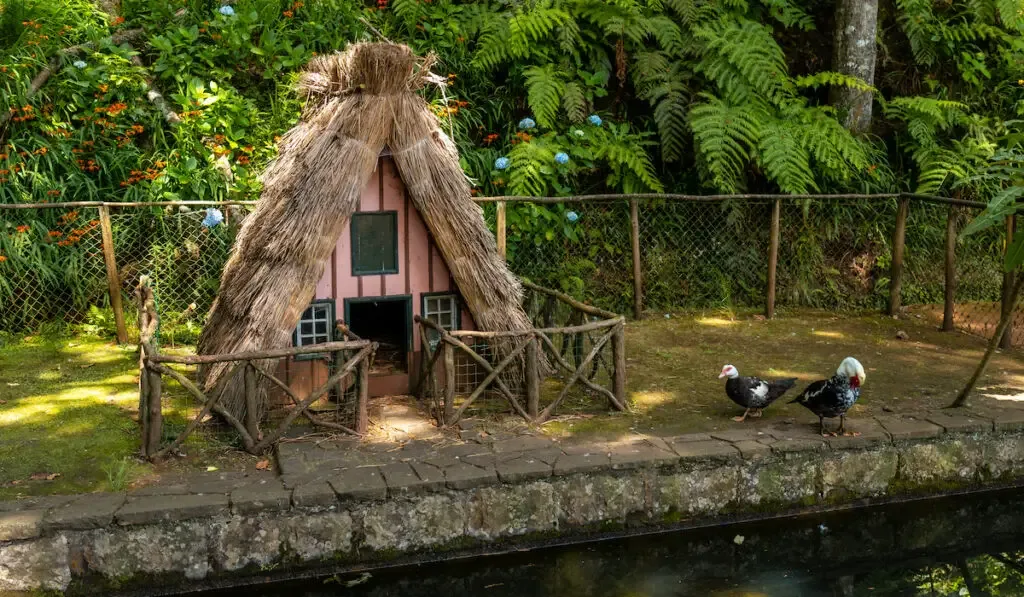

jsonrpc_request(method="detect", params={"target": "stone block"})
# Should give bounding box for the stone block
[44,493,125,531]
[768,438,827,454]
[491,436,558,454]
[552,452,611,476]
[410,462,446,491]
[231,484,293,515]
[740,456,819,507]
[0,510,44,541]
[608,443,679,470]
[445,462,499,490]
[925,411,993,434]
[898,438,985,485]
[555,472,646,526]
[0,535,70,592]
[669,440,739,462]
[381,462,426,497]
[985,433,1024,478]
[710,428,769,443]
[129,484,189,496]
[292,482,337,509]
[653,467,741,516]
[329,467,387,501]
[877,416,943,440]
[79,520,211,580]
[286,511,353,562]
[213,515,286,571]
[496,456,553,483]
[733,440,772,460]
[0,495,77,513]
[467,483,556,539]
[821,449,898,499]
[361,495,468,552]
[116,494,229,526]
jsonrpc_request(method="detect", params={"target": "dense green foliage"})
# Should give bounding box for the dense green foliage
[0,0,1021,321]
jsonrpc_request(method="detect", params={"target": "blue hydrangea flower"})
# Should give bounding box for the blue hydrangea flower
[573,129,585,137]
[494,156,510,170]
[72,60,87,69]
[518,117,536,130]
[587,114,602,126]
[554,152,569,164]
[218,5,235,16]
[566,211,579,222]
[202,207,224,228]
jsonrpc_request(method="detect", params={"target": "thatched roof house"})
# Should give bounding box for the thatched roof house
[197,42,533,421]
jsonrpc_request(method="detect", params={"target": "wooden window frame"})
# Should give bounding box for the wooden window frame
[350,211,399,276]
[292,299,335,361]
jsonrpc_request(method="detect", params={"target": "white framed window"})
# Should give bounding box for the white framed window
[293,299,334,359]
[422,294,459,349]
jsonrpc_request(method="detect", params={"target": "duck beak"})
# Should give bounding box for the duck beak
[850,375,861,389]
[718,372,726,379]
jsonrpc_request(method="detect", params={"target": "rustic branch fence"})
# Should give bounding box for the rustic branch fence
[136,278,377,459]
[415,281,627,426]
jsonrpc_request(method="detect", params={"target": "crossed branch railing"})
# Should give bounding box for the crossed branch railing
[415,282,628,426]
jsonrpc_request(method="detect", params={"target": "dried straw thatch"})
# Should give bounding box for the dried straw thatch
[197,42,535,422]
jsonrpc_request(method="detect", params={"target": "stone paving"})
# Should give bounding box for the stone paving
[2,403,1023,543]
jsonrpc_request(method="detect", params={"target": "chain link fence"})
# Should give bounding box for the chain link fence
[1,196,1018,348]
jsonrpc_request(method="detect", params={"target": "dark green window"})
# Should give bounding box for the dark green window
[351,211,399,275]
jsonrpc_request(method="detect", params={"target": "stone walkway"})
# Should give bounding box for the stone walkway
[2,403,1024,538]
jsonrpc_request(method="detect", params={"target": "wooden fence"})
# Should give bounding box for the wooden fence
[136,278,377,459]
[415,282,628,426]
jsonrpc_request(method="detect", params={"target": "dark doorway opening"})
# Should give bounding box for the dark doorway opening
[345,296,411,375]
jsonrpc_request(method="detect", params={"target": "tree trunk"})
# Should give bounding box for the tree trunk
[831,0,879,133]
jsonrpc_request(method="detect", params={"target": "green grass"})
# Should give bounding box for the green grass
[0,335,148,499]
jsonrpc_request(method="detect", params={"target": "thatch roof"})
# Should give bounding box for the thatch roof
[197,42,534,421]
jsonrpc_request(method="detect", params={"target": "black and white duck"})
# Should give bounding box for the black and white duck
[719,364,798,422]
[789,356,866,436]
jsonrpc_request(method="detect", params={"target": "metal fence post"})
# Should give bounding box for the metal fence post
[1001,215,1017,350]
[766,198,781,319]
[496,200,507,260]
[888,197,910,316]
[629,199,643,319]
[98,205,129,343]
[942,205,957,331]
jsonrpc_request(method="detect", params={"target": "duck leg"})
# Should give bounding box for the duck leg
[819,416,826,436]
[733,408,751,422]
[749,409,764,418]
[838,414,861,437]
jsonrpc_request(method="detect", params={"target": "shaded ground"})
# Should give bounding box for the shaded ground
[3,308,1024,498]
[907,301,1024,347]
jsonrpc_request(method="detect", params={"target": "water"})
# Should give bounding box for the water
[208,489,1024,597]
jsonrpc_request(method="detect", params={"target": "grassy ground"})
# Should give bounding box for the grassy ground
[3,308,1024,498]
[536,307,1024,439]
[0,334,255,500]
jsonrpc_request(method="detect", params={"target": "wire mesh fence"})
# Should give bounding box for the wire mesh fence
[2,196,1019,350]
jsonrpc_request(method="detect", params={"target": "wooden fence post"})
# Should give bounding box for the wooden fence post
[356,356,369,434]
[525,335,540,418]
[611,321,627,411]
[888,197,910,316]
[98,205,128,343]
[942,205,957,332]
[1001,215,1017,350]
[766,198,781,319]
[496,201,507,260]
[146,366,162,457]
[443,342,455,425]
[244,362,259,440]
[629,198,643,319]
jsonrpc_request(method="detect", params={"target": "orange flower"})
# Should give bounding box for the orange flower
[15,225,29,233]
[48,231,63,238]
[112,16,125,25]
[47,190,60,197]
[243,145,254,153]
[237,155,250,165]
[283,10,293,17]
[0,255,7,263]
[0,153,7,160]
[98,84,109,93]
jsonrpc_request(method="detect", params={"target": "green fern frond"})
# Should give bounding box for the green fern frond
[594,128,665,192]
[390,0,422,23]
[793,105,871,175]
[758,120,817,193]
[760,0,816,30]
[696,19,793,106]
[689,93,765,192]
[524,65,566,128]
[794,72,877,93]
[507,142,556,197]
[895,0,939,65]
[883,96,969,130]
[645,15,685,54]
[562,81,588,123]
[996,0,1024,29]
[472,3,571,70]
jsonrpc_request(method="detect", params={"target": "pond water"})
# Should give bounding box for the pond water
[209,488,1024,597]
